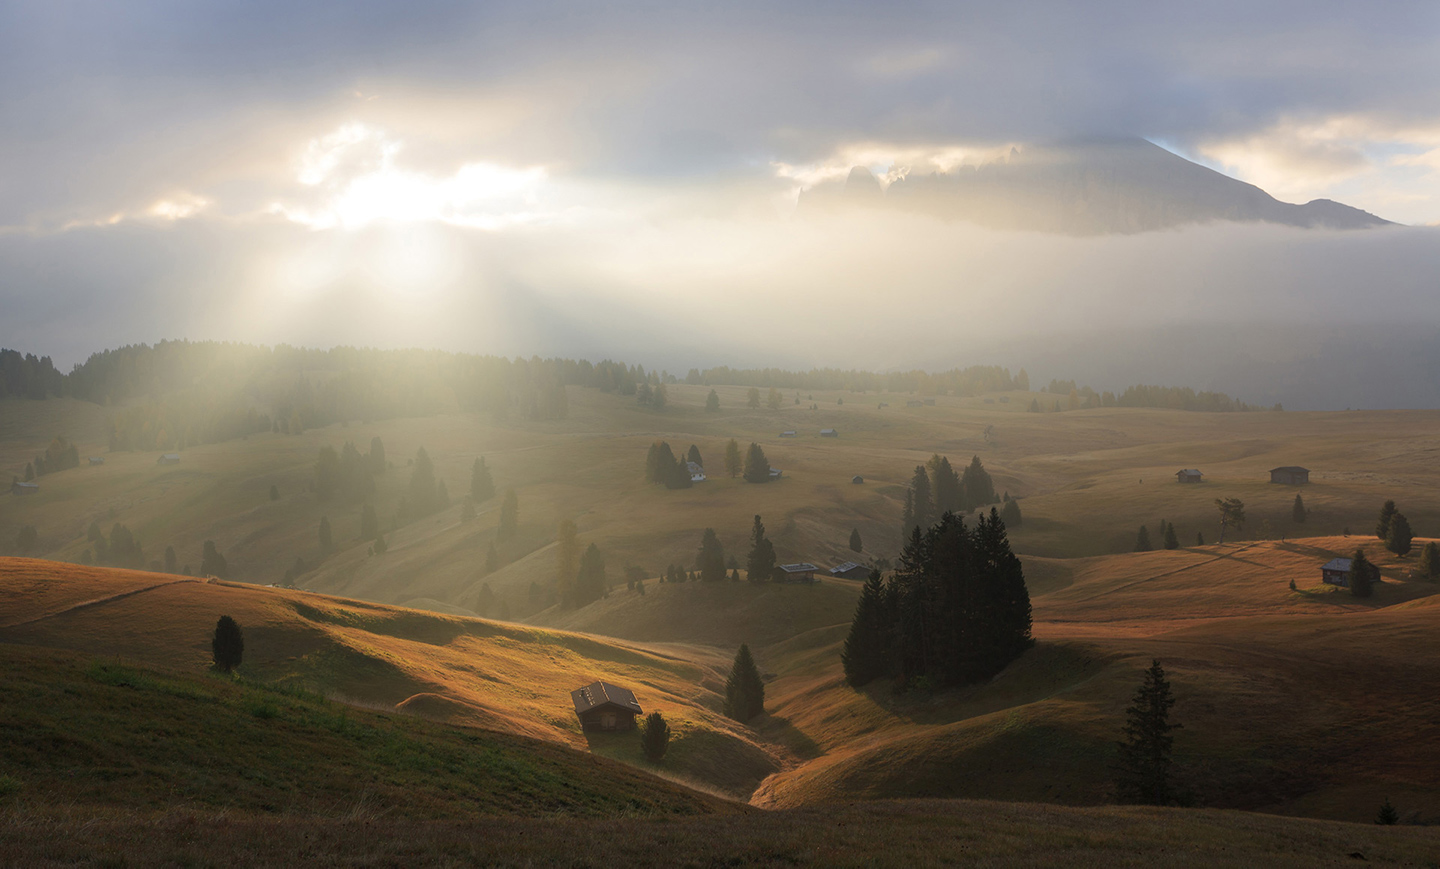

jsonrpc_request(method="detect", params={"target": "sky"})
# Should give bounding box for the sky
[3,1,1440,406]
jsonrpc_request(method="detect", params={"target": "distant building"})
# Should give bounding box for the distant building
[923,398,936,406]
[877,402,889,409]
[906,399,923,407]
[851,475,864,484]
[998,396,1010,403]
[779,430,798,438]
[1270,466,1310,485]
[768,468,783,480]
[686,461,706,483]
[11,481,38,495]
[570,681,642,732]
[1175,469,1204,484]
[88,457,105,466]
[1321,557,1353,587]
[820,429,838,437]
[157,454,181,465]
[829,561,870,580]
[776,563,818,582]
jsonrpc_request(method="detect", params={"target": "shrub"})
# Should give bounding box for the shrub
[639,711,671,762]
[212,615,244,673]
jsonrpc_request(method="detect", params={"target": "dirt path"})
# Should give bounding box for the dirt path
[0,577,201,630]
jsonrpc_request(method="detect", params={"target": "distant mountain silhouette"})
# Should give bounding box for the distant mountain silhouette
[797,138,1392,234]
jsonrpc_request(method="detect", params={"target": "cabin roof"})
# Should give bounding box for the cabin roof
[1321,557,1353,572]
[1177,469,1202,476]
[830,561,864,575]
[1271,466,1309,473]
[570,681,642,715]
[778,562,818,572]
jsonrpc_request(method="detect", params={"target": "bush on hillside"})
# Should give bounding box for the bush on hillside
[1419,542,1440,580]
[211,615,244,673]
[639,711,671,762]
[1377,500,1397,540]
[1385,512,1413,556]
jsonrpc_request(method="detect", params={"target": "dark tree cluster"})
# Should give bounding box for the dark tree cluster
[1377,500,1414,556]
[396,446,449,523]
[645,441,694,489]
[470,457,495,502]
[742,443,771,484]
[1348,549,1379,598]
[315,439,382,501]
[25,436,80,478]
[692,363,1024,397]
[0,349,65,399]
[901,455,998,538]
[745,515,777,582]
[82,521,146,569]
[843,509,1032,691]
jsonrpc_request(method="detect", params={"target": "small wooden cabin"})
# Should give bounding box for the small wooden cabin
[11,481,38,496]
[851,475,864,484]
[906,400,923,407]
[829,561,870,580]
[1176,469,1203,484]
[88,457,105,466]
[776,563,818,582]
[157,454,181,465]
[779,430,798,438]
[1321,557,1353,587]
[570,681,642,732]
[686,461,706,483]
[819,429,838,438]
[1270,466,1310,485]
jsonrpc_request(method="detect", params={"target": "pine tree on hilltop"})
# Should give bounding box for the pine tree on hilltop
[1386,512,1414,556]
[723,644,766,722]
[906,465,934,536]
[746,515,776,583]
[164,545,178,574]
[211,615,244,673]
[1376,797,1400,826]
[841,570,890,687]
[849,528,863,553]
[1135,526,1153,552]
[742,442,771,483]
[1419,542,1440,580]
[1292,494,1307,524]
[1113,659,1182,805]
[201,540,228,578]
[471,457,496,502]
[1162,521,1179,550]
[639,711,671,762]
[724,439,742,478]
[1349,549,1377,598]
[698,528,727,582]
[1377,500,1397,540]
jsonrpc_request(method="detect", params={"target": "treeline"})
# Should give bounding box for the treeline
[0,350,65,399]
[687,364,1027,396]
[843,509,1032,691]
[18,437,80,481]
[1032,380,1266,413]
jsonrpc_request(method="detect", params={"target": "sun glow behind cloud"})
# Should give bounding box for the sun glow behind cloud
[771,142,1019,202]
[273,123,551,231]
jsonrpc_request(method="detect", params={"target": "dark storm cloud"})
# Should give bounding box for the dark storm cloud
[4,1,1440,222]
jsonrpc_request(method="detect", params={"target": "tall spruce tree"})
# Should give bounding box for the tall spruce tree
[1135,526,1153,552]
[841,570,890,686]
[1420,541,1440,580]
[687,444,703,468]
[1162,521,1179,550]
[742,442,771,483]
[471,457,496,501]
[1292,494,1307,524]
[639,711,671,761]
[705,389,720,412]
[1386,512,1414,556]
[1000,497,1022,528]
[724,439,742,477]
[723,644,766,722]
[906,465,934,535]
[1349,549,1377,598]
[1113,659,1182,805]
[849,528,863,553]
[697,528,727,582]
[211,615,244,673]
[574,543,607,605]
[368,436,386,474]
[200,540,227,578]
[164,545,178,574]
[746,515,776,582]
[408,447,439,516]
[959,455,997,510]
[1377,500,1397,540]
[929,455,962,514]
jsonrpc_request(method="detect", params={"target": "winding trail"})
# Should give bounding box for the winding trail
[0,577,200,630]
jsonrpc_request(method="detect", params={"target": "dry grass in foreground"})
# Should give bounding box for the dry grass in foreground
[4,799,1439,867]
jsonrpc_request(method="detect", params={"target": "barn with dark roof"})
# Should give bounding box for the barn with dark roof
[570,681,642,731]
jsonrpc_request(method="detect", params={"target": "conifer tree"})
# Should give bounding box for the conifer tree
[687,444,703,468]
[766,387,782,410]
[1419,542,1440,580]
[651,382,667,409]
[849,528,863,553]
[1349,549,1376,598]
[742,442,771,483]
[906,465,934,535]
[1214,498,1246,543]
[1376,798,1399,825]
[471,457,496,501]
[959,456,997,509]
[497,488,520,542]
[211,615,244,673]
[319,516,332,552]
[1000,497,1022,528]
[723,643,766,722]
[1196,531,1205,546]
[841,570,890,686]
[746,515,776,582]
[373,535,388,555]
[697,528,727,582]
[929,455,961,514]
[1113,659,1181,805]
[1162,521,1179,550]
[1135,525,1153,552]
[408,447,438,516]
[705,389,720,412]
[746,387,761,408]
[164,545,178,574]
[574,543,607,606]
[724,439,742,477]
[1377,500,1397,540]
[369,436,386,474]
[1386,512,1414,556]
[485,542,500,574]
[1292,494,1307,524]
[639,711,671,761]
[201,540,228,578]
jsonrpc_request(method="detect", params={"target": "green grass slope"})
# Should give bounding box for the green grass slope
[0,642,731,819]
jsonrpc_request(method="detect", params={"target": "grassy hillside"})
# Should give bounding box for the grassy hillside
[4,387,1439,625]
[0,642,730,819]
[0,558,791,799]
